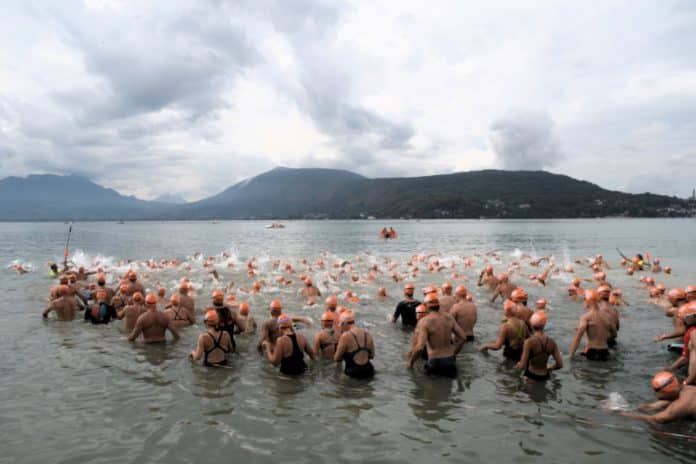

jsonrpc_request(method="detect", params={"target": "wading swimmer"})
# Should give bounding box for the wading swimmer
[84,289,118,324]
[491,273,515,303]
[449,285,477,350]
[237,302,256,333]
[665,303,696,384]
[654,288,687,342]
[42,284,80,321]
[262,314,314,375]
[334,311,375,379]
[127,294,181,343]
[189,310,233,367]
[407,294,466,377]
[480,300,529,362]
[313,311,338,359]
[117,291,147,332]
[392,283,420,328]
[515,311,563,382]
[569,290,616,361]
[163,293,195,329]
[258,299,283,351]
[439,282,456,312]
[618,372,696,424]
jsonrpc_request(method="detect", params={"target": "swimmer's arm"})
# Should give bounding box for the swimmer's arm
[656,328,685,341]
[42,303,55,318]
[116,308,126,319]
[234,313,247,332]
[334,335,347,362]
[265,338,284,366]
[392,304,401,323]
[622,403,683,424]
[569,321,587,357]
[451,319,467,341]
[167,322,182,340]
[490,291,499,303]
[687,340,696,385]
[550,343,563,370]
[304,337,315,360]
[189,335,205,361]
[292,316,313,327]
[480,325,506,352]
[257,324,270,350]
[407,328,426,368]
[187,310,196,325]
[313,333,322,355]
[515,340,531,370]
[636,400,670,412]
[667,355,688,372]
[127,320,143,342]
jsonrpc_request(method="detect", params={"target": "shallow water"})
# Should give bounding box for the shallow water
[1,219,696,464]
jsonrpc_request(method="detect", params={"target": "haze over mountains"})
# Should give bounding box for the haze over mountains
[0,168,692,221]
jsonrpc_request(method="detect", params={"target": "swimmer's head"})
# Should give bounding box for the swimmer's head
[58,284,70,297]
[424,293,439,310]
[584,289,600,306]
[133,292,143,303]
[663,266,672,274]
[598,285,611,299]
[320,311,335,326]
[404,283,415,297]
[239,302,249,316]
[510,287,528,304]
[277,313,293,330]
[212,290,224,304]
[503,299,515,318]
[179,283,189,294]
[128,272,137,282]
[378,286,387,296]
[97,274,105,285]
[169,293,179,305]
[485,265,493,275]
[339,311,355,329]
[652,371,680,398]
[498,273,509,283]
[269,299,282,316]
[304,277,313,286]
[158,287,166,297]
[204,310,219,327]
[455,285,468,298]
[416,304,428,320]
[119,284,129,294]
[96,289,107,302]
[678,302,696,326]
[530,311,547,330]
[441,282,452,294]
[325,295,337,309]
[535,298,547,310]
[145,294,157,306]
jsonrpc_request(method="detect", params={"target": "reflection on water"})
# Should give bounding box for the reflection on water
[1,219,696,462]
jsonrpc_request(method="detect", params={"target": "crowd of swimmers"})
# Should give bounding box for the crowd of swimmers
[40,250,696,424]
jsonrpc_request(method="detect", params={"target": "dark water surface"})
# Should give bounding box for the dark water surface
[1,219,695,463]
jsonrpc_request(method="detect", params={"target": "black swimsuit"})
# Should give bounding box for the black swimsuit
[203,331,230,367]
[280,334,307,376]
[342,332,375,379]
[523,335,551,381]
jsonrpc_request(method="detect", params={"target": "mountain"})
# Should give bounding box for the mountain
[153,193,187,204]
[0,174,173,221]
[174,167,366,219]
[0,168,692,220]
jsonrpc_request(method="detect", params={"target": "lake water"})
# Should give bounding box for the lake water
[1,219,695,463]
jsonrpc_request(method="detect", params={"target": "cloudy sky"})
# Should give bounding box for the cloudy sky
[1,0,695,201]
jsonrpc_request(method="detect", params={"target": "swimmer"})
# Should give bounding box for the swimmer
[569,290,616,361]
[126,272,146,298]
[84,289,118,324]
[407,294,466,377]
[478,265,498,290]
[334,311,375,379]
[651,258,662,273]
[262,314,314,375]
[439,282,456,312]
[392,283,421,328]
[210,290,245,351]
[510,288,533,325]
[535,298,547,310]
[619,372,696,424]
[163,293,195,329]
[408,304,430,361]
[299,276,321,301]
[449,285,477,349]
[189,310,233,367]
[156,287,167,306]
[92,274,114,303]
[237,302,256,333]
[490,273,515,303]
[110,284,130,312]
[116,291,147,332]
[665,303,696,384]
[598,285,620,347]
[480,300,529,362]
[515,311,562,382]
[655,288,688,342]
[610,288,628,307]
[313,311,338,359]
[376,286,389,301]
[258,299,283,351]
[687,285,696,303]
[42,284,81,321]
[177,282,196,315]
[127,294,181,343]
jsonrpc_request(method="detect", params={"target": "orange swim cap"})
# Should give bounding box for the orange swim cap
[404,283,415,290]
[119,284,128,293]
[455,285,467,297]
[133,292,143,302]
[663,266,672,274]
[277,313,292,329]
[179,282,189,292]
[239,302,249,316]
[424,293,439,305]
[572,277,581,286]
[145,294,157,305]
[416,304,427,316]
[597,285,611,295]
[646,276,655,285]
[212,290,224,300]
[270,299,282,310]
[253,281,262,290]
[584,289,600,304]
[204,310,219,326]
[321,311,335,322]
[128,272,137,281]
[535,298,547,309]
[325,295,337,306]
[678,302,696,321]
[668,288,687,301]
[530,311,547,329]
[498,273,509,283]
[687,285,696,294]
[59,284,70,296]
[510,287,528,303]
[423,285,437,295]
[652,371,679,394]
[170,293,180,304]
[339,311,355,326]
[441,282,452,289]
[337,305,347,314]
[656,283,666,292]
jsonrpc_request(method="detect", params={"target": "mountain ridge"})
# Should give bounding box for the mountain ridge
[0,168,692,220]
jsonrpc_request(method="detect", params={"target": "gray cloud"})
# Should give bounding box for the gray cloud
[489,111,563,170]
